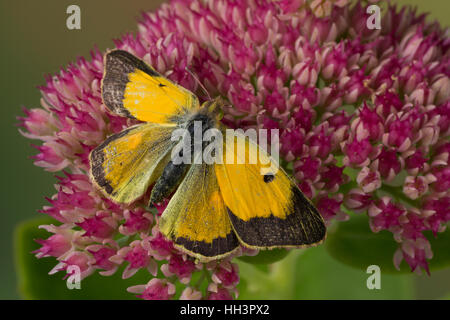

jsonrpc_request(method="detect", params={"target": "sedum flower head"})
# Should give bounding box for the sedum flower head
[19,0,449,298]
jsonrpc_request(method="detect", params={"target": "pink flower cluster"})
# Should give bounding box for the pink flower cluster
[19,0,449,298]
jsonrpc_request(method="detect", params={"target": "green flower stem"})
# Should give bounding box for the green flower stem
[194,268,209,290]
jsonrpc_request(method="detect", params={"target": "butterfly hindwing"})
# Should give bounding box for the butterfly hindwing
[101,50,200,124]
[215,131,326,249]
[90,123,175,204]
[159,161,240,262]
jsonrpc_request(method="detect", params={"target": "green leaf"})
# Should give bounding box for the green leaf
[237,251,299,299]
[325,214,450,274]
[15,217,153,299]
[238,248,290,265]
[237,245,415,299]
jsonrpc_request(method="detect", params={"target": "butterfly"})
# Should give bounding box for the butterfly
[89,50,326,262]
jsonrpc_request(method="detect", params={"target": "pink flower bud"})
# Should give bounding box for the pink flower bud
[34,234,72,259]
[316,195,343,220]
[357,167,381,193]
[403,176,430,200]
[128,278,176,300]
[368,198,405,232]
[344,188,372,212]
[207,287,233,300]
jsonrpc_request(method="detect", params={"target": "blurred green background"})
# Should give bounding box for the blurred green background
[0,0,448,299]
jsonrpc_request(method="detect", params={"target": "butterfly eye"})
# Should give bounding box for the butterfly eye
[263,173,275,183]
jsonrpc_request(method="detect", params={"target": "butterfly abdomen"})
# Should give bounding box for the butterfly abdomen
[150,159,189,205]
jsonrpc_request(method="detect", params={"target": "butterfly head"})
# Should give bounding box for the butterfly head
[201,96,226,121]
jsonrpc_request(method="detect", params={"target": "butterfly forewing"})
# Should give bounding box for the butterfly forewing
[101,50,200,124]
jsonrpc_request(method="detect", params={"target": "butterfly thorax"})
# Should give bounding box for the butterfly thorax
[149,104,219,205]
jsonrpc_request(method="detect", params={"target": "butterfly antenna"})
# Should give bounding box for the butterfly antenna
[185,67,211,100]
